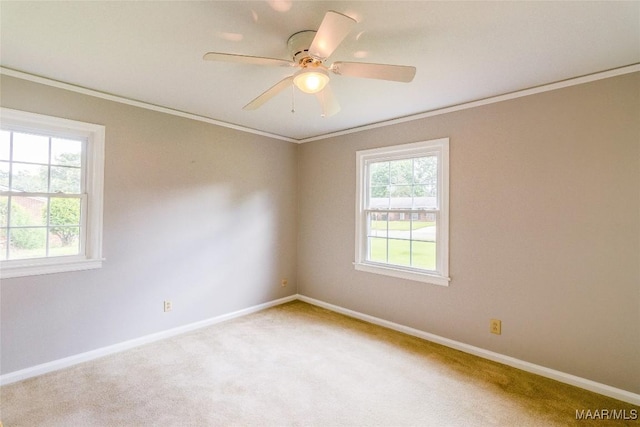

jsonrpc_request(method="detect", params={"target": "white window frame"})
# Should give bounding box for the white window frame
[355,138,450,286]
[0,108,105,279]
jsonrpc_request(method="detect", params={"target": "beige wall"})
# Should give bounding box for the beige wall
[2,72,638,395]
[0,75,298,373]
[297,72,640,393]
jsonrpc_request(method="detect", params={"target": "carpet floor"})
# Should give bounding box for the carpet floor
[1,300,638,426]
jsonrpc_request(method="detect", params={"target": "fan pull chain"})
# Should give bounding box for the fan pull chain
[291,85,296,114]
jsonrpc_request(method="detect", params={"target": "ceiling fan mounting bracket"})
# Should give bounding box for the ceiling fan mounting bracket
[287,30,319,64]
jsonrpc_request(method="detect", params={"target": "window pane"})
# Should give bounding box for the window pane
[412,214,436,242]
[0,131,10,160]
[390,184,412,209]
[370,185,389,198]
[412,214,436,270]
[390,184,412,198]
[0,228,6,260]
[0,196,7,227]
[412,241,436,271]
[369,186,389,209]
[51,138,82,167]
[0,161,8,189]
[369,212,388,238]
[10,196,47,226]
[414,156,437,184]
[369,162,390,185]
[412,184,426,197]
[50,166,81,193]
[48,227,80,257]
[388,214,411,240]
[413,185,437,209]
[0,204,6,260]
[388,239,411,266]
[8,227,46,259]
[49,197,81,225]
[12,132,49,164]
[368,237,387,263]
[11,163,48,192]
[390,159,412,184]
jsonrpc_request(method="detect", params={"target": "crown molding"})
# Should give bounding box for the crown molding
[0,67,297,143]
[297,63,640,143]
[2,64,638,144]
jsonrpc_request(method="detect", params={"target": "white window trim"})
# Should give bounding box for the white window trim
[0,108,105,279]
[354,138,450,286]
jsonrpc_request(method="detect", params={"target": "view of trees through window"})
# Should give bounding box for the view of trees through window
[0,130,83,260]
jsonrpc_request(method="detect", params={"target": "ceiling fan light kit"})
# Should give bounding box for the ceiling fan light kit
[203,10,416,116]
[293,68,330,94]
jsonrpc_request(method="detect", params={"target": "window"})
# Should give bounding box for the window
[0,108,105,278]
[355,138,449,286]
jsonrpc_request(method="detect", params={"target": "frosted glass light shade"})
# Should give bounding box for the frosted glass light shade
[294,69,330,94]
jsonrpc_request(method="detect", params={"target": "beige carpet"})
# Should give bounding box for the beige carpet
[1,301,638,426]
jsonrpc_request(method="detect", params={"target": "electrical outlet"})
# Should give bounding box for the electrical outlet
[164,300,172,312]
[490,319,501,335]
[281,278,288,287]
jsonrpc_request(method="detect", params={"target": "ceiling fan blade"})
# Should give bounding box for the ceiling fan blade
[331,62,416,83]
[203,52,294,67]
[243,75,294,110]
[309,11,357,60]
[315,84,340,117]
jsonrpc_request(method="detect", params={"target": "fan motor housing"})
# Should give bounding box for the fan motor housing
[287,31,318,64]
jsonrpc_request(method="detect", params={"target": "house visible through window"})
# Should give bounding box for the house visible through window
[0,108,105,278]
[355,138,449,286]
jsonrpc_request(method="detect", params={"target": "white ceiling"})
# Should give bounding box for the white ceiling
[1,1,639,141]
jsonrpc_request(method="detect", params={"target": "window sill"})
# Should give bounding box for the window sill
[0,257,104,279]
[354,262,450,286]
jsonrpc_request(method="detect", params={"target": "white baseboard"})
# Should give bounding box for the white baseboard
[3,292,638,407]
[0,294,297,386]
[297,294,640,406]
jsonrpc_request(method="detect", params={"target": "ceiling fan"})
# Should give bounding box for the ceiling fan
[203,11,416,117]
